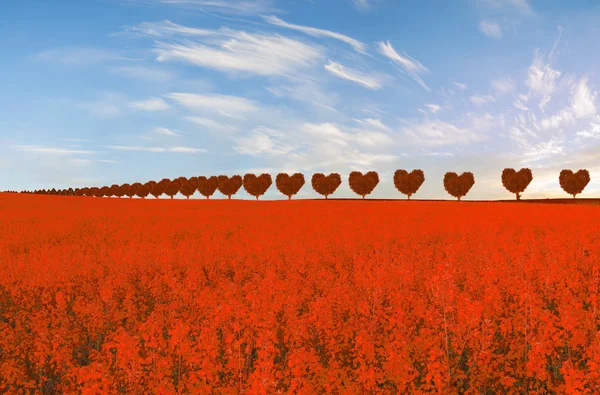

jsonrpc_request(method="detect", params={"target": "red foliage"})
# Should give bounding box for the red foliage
[216,175,243,199]
[393,169,425,200]
[444,172,475,201]
[164,179,181,199]
[349,171,379,199]
[502,168,533,200]
[197,176,218,199]
[559,169,590,198]
[311,173,342,199]
[2,194,600,393]
[276,173,305,200]
[243,174,272,200]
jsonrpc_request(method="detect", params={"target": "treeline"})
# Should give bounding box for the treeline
[16,168,592,200]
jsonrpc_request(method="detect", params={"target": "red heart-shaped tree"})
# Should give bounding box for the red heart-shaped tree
[276,173,305,200]
[559,169,590,198]
[197,176,218,199]
[217,175,243,199]
[502,168,533,200]
[311,173,342,199]
[394,169,425,200]
[349,171,379,199]
[243,173,272,200]
[444,172,475,201]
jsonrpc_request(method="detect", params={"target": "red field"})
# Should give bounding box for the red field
[1,193,600,394]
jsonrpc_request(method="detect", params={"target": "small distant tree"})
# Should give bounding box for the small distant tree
[128,183,142,198]
[276,173,305,200]
[502,168,533,201]
[146,180,161,199]
[243,173,272,200]
[180,178,199,199]
[444,172,475,201]
[135,182,151,199]
[197,176,218,199]
[349,171,379,199]
[394,169,425,200]
[559,169,590,198]
[216,175,243,199]
[164,179,181,199]
[311,173,342,199]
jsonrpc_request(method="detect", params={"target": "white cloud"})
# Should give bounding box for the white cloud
[153,127,181,136]
[470,94,496,105]
[353,131,394,147]
[151,0,275,15]
[540,77,597,129]
[129,97,170,111]
[234,127,295,156]
[263,15,366,52]
[424,104,443,113]
[324,60,383,90]
[107,65,174,82]
[492,77,516,94]
[525,49,562,112]
[166,93,258,116]
[479,20,502,38]
[353,0,376,10]
[521,136,564,163]
[354,118,391,131]
[185,116,237,133]
[453,81,468,90]
[154,29,323,76]
[106,145,206,153]
[402,119,486,147]
[124,20,214,38]
[12,145,97,155]
[76,95,124,118]
[377,41,429,91]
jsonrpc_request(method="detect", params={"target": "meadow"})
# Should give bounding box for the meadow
[1,193,599,394]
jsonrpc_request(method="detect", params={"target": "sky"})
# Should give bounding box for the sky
[1,0,600,200]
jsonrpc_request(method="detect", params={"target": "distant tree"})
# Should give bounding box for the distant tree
[129,183,142,199]
[559,169,590,199]
[109,184,120,197]
[121,184,134,198]
[114,184,127,198]
[136,182,152,199]
[311,173,342,199]
[502,168,533,201]
[155,179,171,199]
[83,188,93,197]
[164,179,181,199]
[243,173,272,200]
[444,172,475,201]
[50,188,57,195]
[180,177,198,199]
[197,176,218,199]
[394,169,425,200]
[276,173,305,200]
[349,171,379,199]
[216,175,243,199]
[99,186,111,197]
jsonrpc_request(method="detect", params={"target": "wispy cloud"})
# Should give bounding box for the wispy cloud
[424,104,443,113]
[476,0,534,15]
[377,41,429,91]
[263,15,366,52]
[107,65,174,82]
[470,94,496,105]
[453,81,468,90]
[154,29,323,76]
[324,60,383,90]
[144,0,276,15]
[402,119,487,147]
[479,20,502,38]
[234,127,296,156]
[166,93,258,117]
[106,145,206,153]
[129,97,171,111]
[12,145,97,155]
[539,77,597,129]
[492,76,516,94]
[353,0,378,11]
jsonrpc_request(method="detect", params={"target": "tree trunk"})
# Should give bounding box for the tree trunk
[458,196,461,201]
[362,195,365,199]
[325,195,328,200]
[206,196,209,200]
[288,195,291,200]
[407,194,411,200]
[228,195,231,200]
[256,196,259,200]
[516,193,521,201]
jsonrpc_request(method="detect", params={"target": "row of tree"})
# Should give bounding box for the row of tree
[18,168,591,201]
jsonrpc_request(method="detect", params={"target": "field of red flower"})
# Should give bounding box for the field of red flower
[1,193,600,394]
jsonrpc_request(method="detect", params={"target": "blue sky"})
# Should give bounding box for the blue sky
[2,0,600,199]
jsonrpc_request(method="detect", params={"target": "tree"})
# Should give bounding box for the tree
[83,188,93,197]
[559,169,590,199]
[311,173,342,199]
[243,174,272,200]
[109,184,120,197]
[164,179,181,199]
[197,176,219,199]
[276,173,305,200]
[115,184,127,198]
[501,168,533,201]
[349,171,379,199]
[100,186,111,198]
[128,183,141,199]
[180,177,199,199]
[444,172,475,201]
[135,182,151,199]
[147,180,161,199]
[393,169,425,200]
[216,175,243,199]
